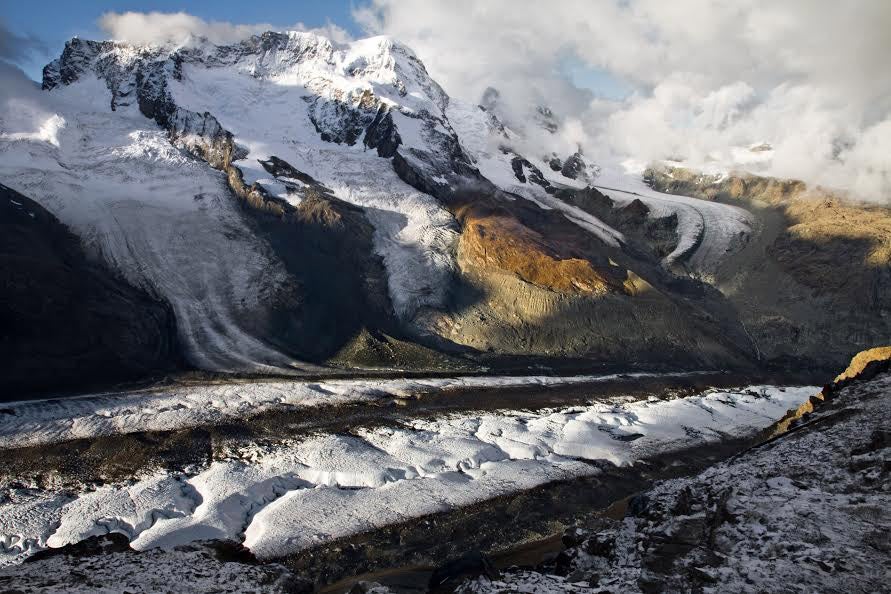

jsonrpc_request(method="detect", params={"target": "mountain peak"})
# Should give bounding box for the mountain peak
[43,30,445,115]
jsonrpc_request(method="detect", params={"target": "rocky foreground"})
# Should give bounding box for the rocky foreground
[455,349,891,594]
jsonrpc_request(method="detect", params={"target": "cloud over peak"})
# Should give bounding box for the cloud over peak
[31,4,891,203]
[357,0,891,202]
[97,11,352,47]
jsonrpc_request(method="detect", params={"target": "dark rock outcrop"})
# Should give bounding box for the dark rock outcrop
[0,184,179,398]
[363,105,402,157]
[554,187,680,260]
[560,152,586,180]
[508,153,554,192]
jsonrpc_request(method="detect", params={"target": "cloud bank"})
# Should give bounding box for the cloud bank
[98,11,352,47]
[356,0,891,202]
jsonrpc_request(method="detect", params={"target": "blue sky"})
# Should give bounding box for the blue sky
[1,1,364,80]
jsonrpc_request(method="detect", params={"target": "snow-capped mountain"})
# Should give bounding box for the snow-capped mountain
[2,30,885,394]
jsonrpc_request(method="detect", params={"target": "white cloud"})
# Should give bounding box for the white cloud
[355,0,891,203]
[98,11,352,47]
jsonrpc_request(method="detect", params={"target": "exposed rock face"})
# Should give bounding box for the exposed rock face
[509,154,552,191]
[555,187,680,260]
[642,165,805,203]
[834,346,891,382]
[226,171,398,363]
[363,105,402,158]
[456,204,630,296]
[645,165,891,371]
[560,152,586,180]
[0,184,178,398]
[421,187,754,367]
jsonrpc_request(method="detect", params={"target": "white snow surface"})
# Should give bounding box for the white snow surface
[461,374,891,594]
[0,383,817,565]
[597,160,755,277]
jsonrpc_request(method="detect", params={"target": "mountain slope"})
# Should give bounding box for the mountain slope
[644,165,891,369]
[4,30,867,388]
[0,183,178,395]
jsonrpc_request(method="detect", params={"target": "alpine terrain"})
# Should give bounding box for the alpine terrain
[0,21,888,594]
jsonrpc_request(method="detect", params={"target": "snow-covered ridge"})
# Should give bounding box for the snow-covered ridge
[42,31,453,153]
[0,383,818,565]
[39,31,470,321]
[0,70,304,373]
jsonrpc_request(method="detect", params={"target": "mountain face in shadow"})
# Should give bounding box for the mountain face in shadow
[0,183,179,398]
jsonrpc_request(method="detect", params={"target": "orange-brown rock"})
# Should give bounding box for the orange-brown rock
[775,196,891,287]
[834,346,891,383]
[456,206,630,296]
[645,165,806,204]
